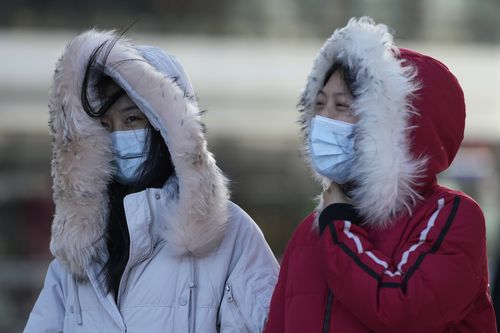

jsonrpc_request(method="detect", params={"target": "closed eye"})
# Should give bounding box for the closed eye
[315,101,325,108]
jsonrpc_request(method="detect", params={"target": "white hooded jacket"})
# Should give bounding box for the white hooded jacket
[24,30,278,333]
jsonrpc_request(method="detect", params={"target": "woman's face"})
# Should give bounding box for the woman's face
[99,94,150,132]
[315,70,358,124]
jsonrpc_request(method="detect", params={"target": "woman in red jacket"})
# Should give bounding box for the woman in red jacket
[264,17,497,333]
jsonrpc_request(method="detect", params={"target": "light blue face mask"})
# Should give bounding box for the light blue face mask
[110,129,148,184]
[309,115,356,184]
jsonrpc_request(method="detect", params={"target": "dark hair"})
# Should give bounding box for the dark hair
[323,61,357,97]
[81,38,175,299]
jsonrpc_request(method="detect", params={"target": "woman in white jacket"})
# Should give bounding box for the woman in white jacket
[24,30,278,333]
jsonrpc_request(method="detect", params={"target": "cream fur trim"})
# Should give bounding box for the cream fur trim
[49,30,230,279]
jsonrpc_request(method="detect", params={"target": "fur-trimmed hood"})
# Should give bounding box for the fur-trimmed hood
[49,30,230,279]
[300,17,465,228]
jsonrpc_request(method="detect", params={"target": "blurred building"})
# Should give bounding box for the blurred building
[0,0,499,331]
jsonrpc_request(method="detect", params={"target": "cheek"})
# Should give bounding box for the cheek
[129,119,149,130]
[345,112,360,124]
[316,108,330,118]
[339,114,358,124]
[138,119,150,128]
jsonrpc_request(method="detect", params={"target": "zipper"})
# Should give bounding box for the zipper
[188,257,197,333]
[225,284,252,333]
[117,190,158,308]
[86,266,127,332]
[116,229,156,308]
[322,289,334,333]
[116,248,153,307]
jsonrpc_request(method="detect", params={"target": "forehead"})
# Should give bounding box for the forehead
[101,94,140,119]
[322,70,350,94]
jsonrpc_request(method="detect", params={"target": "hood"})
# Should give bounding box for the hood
[300,17,465,228]
[49,30,230,279]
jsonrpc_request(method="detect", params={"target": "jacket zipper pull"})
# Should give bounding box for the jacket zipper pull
[225,284,234,302]
[225,284,252,333]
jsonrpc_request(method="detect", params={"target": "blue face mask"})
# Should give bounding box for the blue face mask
[309,115,356,184]
[110,129,148,185]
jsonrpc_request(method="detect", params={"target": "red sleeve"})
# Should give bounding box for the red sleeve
[319,196,489,332]
[264,229,296,333]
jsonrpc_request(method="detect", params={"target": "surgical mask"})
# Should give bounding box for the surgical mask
[110,129,148,184]
[309,115,356,184]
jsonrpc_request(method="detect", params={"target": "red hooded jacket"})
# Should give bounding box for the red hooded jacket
[264,17,496,333]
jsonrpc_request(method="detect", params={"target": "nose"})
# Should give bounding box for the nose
[109,120,127,133]
[317,108,331,119]
[317,101,338,120]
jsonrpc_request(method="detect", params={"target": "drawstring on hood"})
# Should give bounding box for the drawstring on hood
[49,30,230,279]
[300,17,465,228]
[72,277,83,325]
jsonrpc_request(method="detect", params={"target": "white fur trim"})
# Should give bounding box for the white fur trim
[300,17,426,228]
[49,30,230,279]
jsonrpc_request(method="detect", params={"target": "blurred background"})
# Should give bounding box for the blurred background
[1,0,500,331]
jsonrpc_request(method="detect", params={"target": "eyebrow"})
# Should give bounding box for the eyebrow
[120,105,140,113]
[318,89,349,98]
